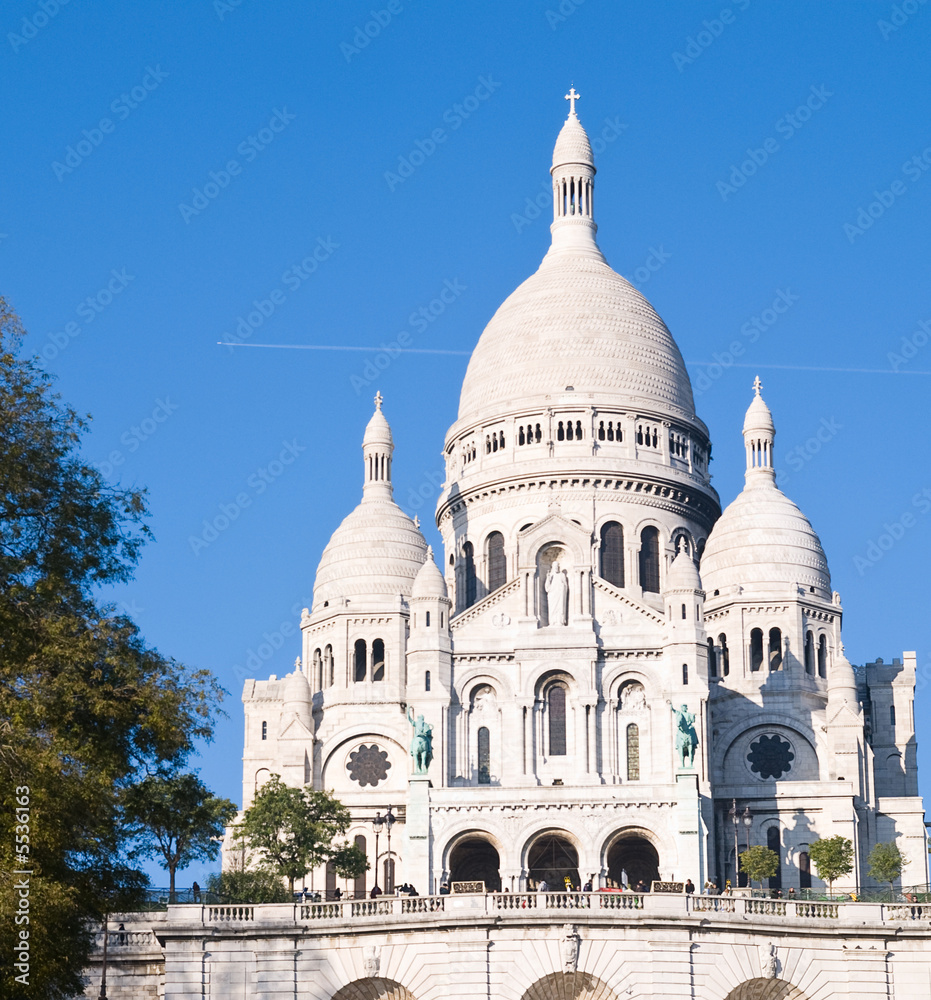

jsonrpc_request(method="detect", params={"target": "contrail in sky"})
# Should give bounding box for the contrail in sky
[218,343,931,373]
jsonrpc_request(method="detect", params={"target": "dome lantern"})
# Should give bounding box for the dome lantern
[363,391,394,499]
[742,376,776,485]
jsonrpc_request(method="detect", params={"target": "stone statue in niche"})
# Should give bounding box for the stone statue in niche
[545,562,569,626]
[363,944,381,977]
[620,683,646,711]
[671,703,699,769]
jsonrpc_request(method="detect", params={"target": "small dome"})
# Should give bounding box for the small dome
[313,497,428,611]
[829,645,860,708]
[552,113,593,170]
[363,394,393,447]
[411,546,448,601]
[743,391,775,435]
[701,482,831,598]
[666,548,702,592]
[283,668,311,705]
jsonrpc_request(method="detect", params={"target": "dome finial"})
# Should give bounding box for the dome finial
[565,86,580,116]
[753,374,762,397]
[374,390,383,411]
[742,378,776,483]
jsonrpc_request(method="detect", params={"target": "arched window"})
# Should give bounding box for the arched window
[371,638,385,682]
[600,522,624,588]
[682,663,689,685]
[769,628,782,671]
[425,611,430,627]
[261,721,267,740]
[817,635,828,678]
[799,850,811,889]
[805,631,815,674]
[707,637,717,677]
[750,628,764,672]
[719,634,730,677]
[353,835,367,898]
[486,531,506,592]
[313,648,322,690]
[325,644,334,686]
[383,858,395,895]
[890,704,896,727]
[463,542,476,608]
[477,726,491,784]
[354,639,367,682]
[557,421,565,441]
[767,827,782,890]
[547,686,567,756]
[425,670,431,692]
[639,526,660,593]
[626,723,640,781]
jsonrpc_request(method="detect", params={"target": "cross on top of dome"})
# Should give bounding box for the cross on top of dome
[374,390,384,410]
[753,375,763,397]
[565,87,580,115]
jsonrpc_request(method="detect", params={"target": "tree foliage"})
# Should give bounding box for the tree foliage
[867,841,909,897]
[808,836,854,894]
[123,773,238,899]
[739,845,780,889]
[0,298,226,1000]
[206,868,292,904]
[234,775,368,892]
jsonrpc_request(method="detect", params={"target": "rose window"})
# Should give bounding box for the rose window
[347,744,391,787]
[747,734,794,780]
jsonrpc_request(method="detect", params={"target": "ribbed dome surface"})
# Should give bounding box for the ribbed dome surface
[552,114,593,168]
[700,482,830,597]
[457,255,696,423]
[411,547,448,600]
[313,498,427,611]
[666,549,702,592]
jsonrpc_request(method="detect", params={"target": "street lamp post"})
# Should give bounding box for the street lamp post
[741,806,752,854]
[384,805,396,893]
[728,798,739,887]
[372,813,383,896]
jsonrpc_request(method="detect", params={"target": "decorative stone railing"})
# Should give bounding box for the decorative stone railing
[103,892,929,944]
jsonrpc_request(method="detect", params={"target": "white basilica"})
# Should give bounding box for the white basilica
[235,97,927,900]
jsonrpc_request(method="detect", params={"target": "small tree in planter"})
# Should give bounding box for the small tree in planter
[739,845,779,892]
[808,836,854,898]
[867,841,909,901]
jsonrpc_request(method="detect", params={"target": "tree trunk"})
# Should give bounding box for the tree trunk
[169,864,176,903]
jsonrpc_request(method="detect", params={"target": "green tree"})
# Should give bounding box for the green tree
[234,775,368,893]
[0,298,225,1000]
[867,841,909,899]
[206,867,292,904]
[739,845,780,890]
[123,773,239,900]
[808,836,855,896]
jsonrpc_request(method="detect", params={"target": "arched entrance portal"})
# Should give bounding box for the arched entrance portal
[723,981,807,1000]
[448,837,501,891]
[606,833,660,889]
[527,834,580,890]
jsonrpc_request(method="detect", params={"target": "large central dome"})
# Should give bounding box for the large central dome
[457,253,696,423]
[456,102,697,427]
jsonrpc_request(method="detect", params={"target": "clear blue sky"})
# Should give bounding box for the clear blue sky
[3,1,930,887]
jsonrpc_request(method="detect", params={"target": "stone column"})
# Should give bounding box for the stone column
[406,775,433,894]
[675,773,703,886]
